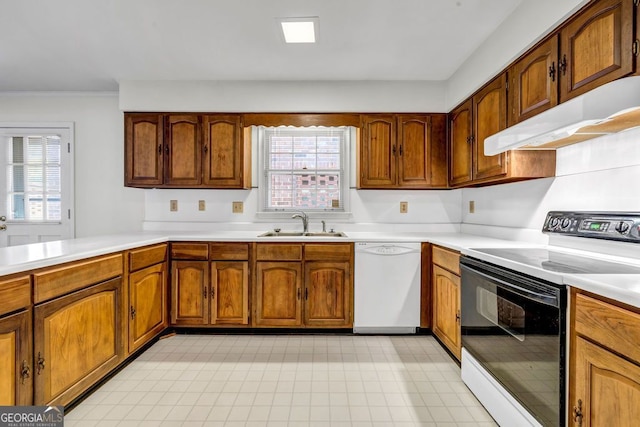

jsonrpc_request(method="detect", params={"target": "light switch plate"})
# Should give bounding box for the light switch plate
[232,201,243,213]
[400,201,408,213]
[469,200,475,213]
[198,200,205,211]
[170,200,178,212]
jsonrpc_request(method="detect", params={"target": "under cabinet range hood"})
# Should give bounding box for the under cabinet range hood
[485,76,640,155]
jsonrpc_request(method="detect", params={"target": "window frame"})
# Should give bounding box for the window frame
[256,125,352,219]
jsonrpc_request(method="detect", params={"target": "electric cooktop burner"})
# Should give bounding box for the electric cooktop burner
[472,247,640,275]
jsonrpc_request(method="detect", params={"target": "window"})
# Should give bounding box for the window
[6,135,62,221]
[259,126,350,213]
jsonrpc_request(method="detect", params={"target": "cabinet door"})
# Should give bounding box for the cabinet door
[560,0,634,101]
[509,36,559,125]
[129,263,167,352]
[359,115,396,188]
[211,261,249,325]
[165,114,202,186]
[571,336,640,427]
[125,113,164,187]
[171,261,209,325]
[34,277,123,406]
[203,115,245,188]
[432,265,461,360]
[473,74,508,181]
[397,115,431,188]
[448,100,473,186]
[0,309,32,406]
[255,262,302,327]
[304,261,352,328]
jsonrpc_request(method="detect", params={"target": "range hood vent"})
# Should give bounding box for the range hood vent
[484,76,640,155]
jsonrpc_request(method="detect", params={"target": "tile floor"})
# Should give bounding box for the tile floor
[64,334,497,427]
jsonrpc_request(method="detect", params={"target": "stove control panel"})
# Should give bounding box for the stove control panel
[543,211,640,242]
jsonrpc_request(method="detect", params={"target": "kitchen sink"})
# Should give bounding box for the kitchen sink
[258,230,348,237]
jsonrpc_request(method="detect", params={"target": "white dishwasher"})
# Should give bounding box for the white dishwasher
[354,242,421,334]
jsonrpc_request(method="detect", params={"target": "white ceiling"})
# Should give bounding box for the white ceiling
[0,0,523,92]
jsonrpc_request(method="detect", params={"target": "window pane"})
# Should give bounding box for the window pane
[10,194,25,220]
[317,136,340,153]
[317,153,340,170]
[293,153,316,170]
[27,137,43,163]
[46,166,61,192]
[12,137,24,163]
[9,165,25,192]
[46,137,61,163]
[46,195,61,221]
[270,136,293,153]
[26,166,43,192]
[293,136,317,153]
[27,195,44,220]
[269,174,293,208]
[270,153,292,170]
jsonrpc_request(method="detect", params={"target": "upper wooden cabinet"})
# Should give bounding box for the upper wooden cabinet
[560,0,634,102]
[449,74,556,187]
[165,114,201,187]
[359,114,447,189]
[125,113,250,189]
[125,113,164,186]
[509,36,560,125]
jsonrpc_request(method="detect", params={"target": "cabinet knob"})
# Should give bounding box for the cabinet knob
[20,360,31,384]
[130,306,136,319]
[158,144,162,155]
[203,145,208,154]
[549,62,556,82]
[36,352,46,375]
[297,288,301,300]
[559,54,567,76]
[573,399,583,426]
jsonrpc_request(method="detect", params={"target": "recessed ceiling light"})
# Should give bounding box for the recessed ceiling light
[278,17,319,43]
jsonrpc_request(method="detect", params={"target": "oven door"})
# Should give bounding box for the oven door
[460,256,566,427]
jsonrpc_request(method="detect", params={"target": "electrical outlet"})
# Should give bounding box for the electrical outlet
[400,201,408,213]
[232,201,244,213]
[469,200,475,213]
[170,200,178,212]
[198,200,205,211]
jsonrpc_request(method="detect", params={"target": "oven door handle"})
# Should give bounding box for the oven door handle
[461,264,559,307]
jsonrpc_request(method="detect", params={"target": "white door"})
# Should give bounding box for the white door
[0,124,74,247]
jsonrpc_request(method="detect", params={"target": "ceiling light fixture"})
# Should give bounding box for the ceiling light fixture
[278,17,319,43]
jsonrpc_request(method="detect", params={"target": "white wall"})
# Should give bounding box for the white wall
[0,93,145,237]
[461,128,640,239]
[119,80,448,113]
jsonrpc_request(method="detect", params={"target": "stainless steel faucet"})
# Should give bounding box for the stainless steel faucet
[291,210,309,233]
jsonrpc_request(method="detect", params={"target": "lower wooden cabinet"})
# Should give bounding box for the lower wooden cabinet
[431,246,461,360]
[0,309,33,406]
[34,277,124,406]
[254,243,353,328]
[171,257,250,326]
[128,263,167,352]
[255,261,303,327]
[570,289,640,426]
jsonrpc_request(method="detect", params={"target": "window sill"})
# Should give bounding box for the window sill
[255,211,353,221]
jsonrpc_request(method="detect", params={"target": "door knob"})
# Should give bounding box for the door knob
[0,215,6,221]
[0,225,6,231]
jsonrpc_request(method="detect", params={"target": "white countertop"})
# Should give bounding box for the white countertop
[1,230,639,309]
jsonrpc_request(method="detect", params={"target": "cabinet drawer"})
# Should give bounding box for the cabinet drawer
[256,244,303,261]
[305,243,352,261]
[0,275,31,316]
[432,246,460,275]
[128,244,167,272]
[210,243,249,260]
[574,291,640,363]
[171,243,209,260]
[33,254,123,304]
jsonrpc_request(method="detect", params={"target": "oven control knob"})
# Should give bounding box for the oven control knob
[615,221,630,234]
[549,217,560,229]
[560,218,571,230]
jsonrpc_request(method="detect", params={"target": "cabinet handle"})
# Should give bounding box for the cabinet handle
[305,288,309,300]
[399,145,403,156]
[203,145,208,154]
[392,146,397,156]
[204,286,207,299]
[549,62,556,82]
[559,54,567,76]
[158,144,162,155]
[297,288,301,300]
[130,306,136,319]
[456,310,461,323]
[165,145,169,154]
[20,360,31,384]
[573,399,583,426]
[36,352,45,375]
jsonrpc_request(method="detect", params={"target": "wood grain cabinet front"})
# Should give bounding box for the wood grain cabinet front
[569,289,640,426]
[359,114,447,189]
[128,261,168,353]
[431,246,461,361]
[34,277,124,406]
[0,309,33,406]
[125,113,164,187]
